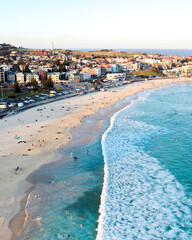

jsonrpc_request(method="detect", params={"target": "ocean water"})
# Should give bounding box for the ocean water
[20,137,105,240]
[18,82,192,240]
[97,82,192,240]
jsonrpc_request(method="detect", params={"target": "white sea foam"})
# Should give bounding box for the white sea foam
[96,90,192,240]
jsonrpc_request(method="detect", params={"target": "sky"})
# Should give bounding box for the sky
[1,0,192,49]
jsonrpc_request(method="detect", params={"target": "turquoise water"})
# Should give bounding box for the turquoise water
[20,82,192,240]
[22,137,105,240]
[97,82,192,239]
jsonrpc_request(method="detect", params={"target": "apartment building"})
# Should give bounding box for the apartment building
[16,73,25,84]
[0,64,13,71]
[69,73,80,82]
[25,73,40,84]
[106,73,126,81]
[47,73,60,84]
[6,72,15,84]
[0,71,5,83]
[79,71,91,80]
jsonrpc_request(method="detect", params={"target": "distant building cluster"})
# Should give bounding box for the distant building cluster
[1,44,192,87]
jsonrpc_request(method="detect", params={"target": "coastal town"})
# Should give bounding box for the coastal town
[2,0,192,238]
[1,43,192,117]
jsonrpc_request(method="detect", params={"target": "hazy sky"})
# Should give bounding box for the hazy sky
[1,0,192,49]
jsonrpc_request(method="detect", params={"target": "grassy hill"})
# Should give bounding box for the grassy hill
[65,50,146,58]
[127,70,163,77]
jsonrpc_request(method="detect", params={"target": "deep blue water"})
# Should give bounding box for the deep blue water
[97,82,192,239]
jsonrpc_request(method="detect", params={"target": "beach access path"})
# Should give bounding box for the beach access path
[0,77,191,239]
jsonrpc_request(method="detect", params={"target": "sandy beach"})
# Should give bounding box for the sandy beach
[0,77,191,239]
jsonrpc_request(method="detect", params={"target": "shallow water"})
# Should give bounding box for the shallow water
[19,137,104,240]
[97,82,192,240]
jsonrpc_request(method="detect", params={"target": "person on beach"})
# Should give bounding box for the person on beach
[24,212,29,226]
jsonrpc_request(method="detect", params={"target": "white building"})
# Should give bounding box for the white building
[106,73,126,81]
[16,73,25,84]
[69,73,80,82]
[25,74,40,84]
[0,64,13,71]
[94,67,102,77]
[127,62,140,71]
[29,64,38,70]
[39,66,53,72]
[162,69,179,76]
[145,59,161,64]
[118,63,127,71]
[80,71,91,80]
[47,73,60,84]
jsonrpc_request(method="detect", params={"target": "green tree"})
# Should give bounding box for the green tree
[24,65,31,73]
[54,59,60,66]
[152,66,160,73]
[26,78,39,90]
[58,65,67,72]
[14,80,21,93]
[31,79,39,90]
[42,78,54,89]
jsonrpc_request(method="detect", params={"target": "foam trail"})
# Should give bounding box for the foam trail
[96,90,192,240]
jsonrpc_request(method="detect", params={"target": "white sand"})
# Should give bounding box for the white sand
[0,77,191,239]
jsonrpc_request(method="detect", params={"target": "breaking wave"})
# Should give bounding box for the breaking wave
[96,90,192,240]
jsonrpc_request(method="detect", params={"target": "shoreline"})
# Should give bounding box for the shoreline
[0,77,191,239]
[13,89,137,240]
